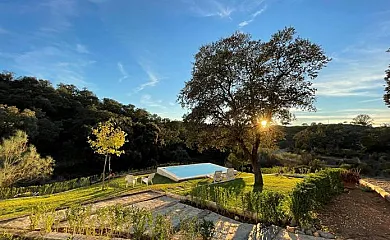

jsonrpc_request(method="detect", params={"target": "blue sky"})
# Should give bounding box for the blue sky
[0,0,389,125]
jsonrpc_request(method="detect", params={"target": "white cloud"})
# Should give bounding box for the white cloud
[293,108,390,126]
[3,44,95,88]
[140,94,166,109]
[314,46,388,97]
[359,98,383,103]
[76,44,89,54]
[185,0,265,19]
[186,0,235,18]
[134,62,163,92]
[238,21,250,27]
[117,62,128,82]
[40,0,78,32]
[0,27,8,34]
[238,5,267,28]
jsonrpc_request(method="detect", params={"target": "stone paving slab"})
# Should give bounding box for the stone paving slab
[275,230,329,240]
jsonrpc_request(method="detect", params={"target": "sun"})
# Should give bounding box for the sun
[260,120,267,127]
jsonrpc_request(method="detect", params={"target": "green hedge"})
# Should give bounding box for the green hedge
[290,168,343,225]
[190,168,343,226]
[190,185,288,225]
[0,175,100,200]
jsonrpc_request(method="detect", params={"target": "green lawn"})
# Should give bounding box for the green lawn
[0,173,302,220]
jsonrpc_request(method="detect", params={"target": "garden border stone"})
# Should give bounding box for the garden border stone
[359,179,390,203]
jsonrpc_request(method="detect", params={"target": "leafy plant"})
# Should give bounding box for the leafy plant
[290,168,343,225]
[131,207,152,240]
[29,205,42,230]
[198,219,215,240]
[340,168,360,184]
[180,217,200,240]
[151,214,173,240]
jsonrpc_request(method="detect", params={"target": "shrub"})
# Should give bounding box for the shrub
[151,214,173,240]
[180,217,200,240]
[258,191,286,224]
[0,175,98,200]
[131,207,152,240]
[382,169,390,178]
[290,168,343,225]
[340,168,360,184]
[191,184,288,225]
[198,219,215,240]
[340,163,353,169]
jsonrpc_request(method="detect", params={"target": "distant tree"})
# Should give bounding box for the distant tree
[0,131,54,187]
[88,121,127,190]
[310,122,317,126]
[0,105,38,139]
[302,123,308,126]
[384,48,390,108]
[178,27,330,190]
[351,114,374,126]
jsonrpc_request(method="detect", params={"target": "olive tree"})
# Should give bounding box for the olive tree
[0,131,54,187]
[384,48,390,108]
[178,27,330,190]
[351,114,374,126]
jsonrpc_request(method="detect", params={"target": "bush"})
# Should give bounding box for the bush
[0,175,99,200]
[382,169,390,178]
[191,185,288,225]
[198,219,215,240]
[290,168,343,225]
[340,164,353,169]
[340,168,360,184]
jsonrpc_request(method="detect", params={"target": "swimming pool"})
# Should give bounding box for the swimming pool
[157,163,228,182]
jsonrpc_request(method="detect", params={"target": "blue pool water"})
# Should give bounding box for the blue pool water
[161,163,228,179]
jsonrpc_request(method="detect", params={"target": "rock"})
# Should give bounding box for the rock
[318,230,335,239]
[344,188,349,193]
[313,231,320,237]
[286,226,296,233]
[296,230,305,235]
[311,227,317,233]
[234,215,239,221]
[305,229,313,235]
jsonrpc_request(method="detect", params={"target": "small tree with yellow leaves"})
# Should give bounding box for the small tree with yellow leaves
[88,121,127,190]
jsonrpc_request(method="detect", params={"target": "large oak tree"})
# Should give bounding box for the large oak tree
[178,27,330,190]
[384,48,390,108]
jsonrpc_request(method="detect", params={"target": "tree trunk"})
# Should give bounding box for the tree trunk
[102,154,108,190]
[107,155,112,184]
[237,135,264,192]
[251,152,263,192]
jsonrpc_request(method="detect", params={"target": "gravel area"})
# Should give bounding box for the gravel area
[317,188,390,240]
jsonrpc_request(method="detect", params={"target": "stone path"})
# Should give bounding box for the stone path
[0,190,333,240]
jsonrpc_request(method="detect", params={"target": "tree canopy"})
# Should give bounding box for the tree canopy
[384,48,390,108]
[351,114,374,126]
[0,131,54,187]
[179,27,331,189]
[0,72,198,178]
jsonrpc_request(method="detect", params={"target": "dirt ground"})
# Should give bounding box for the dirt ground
[317,188,390,240]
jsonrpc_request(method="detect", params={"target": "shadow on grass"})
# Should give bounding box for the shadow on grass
[213,178,246,194]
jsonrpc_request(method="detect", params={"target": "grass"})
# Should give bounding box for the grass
[0,172,302,221]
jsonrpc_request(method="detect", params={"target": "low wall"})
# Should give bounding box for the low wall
[359,179,390,203]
